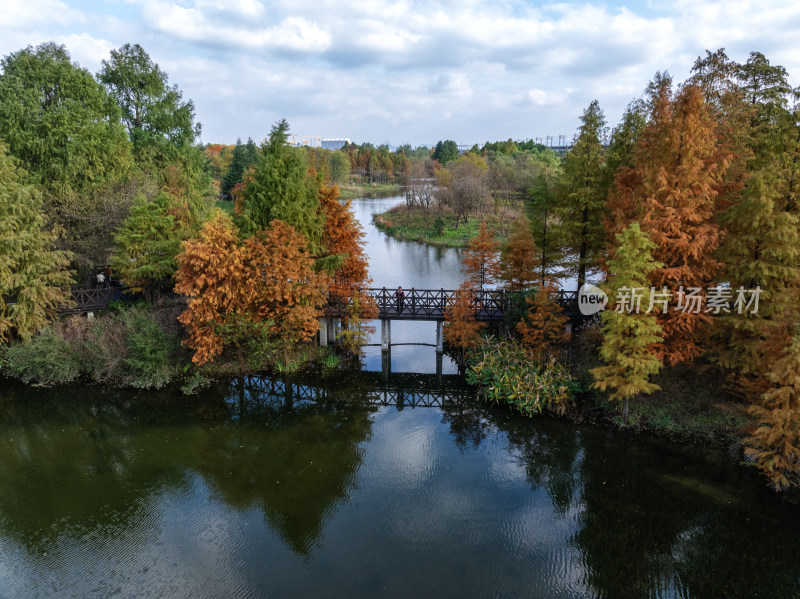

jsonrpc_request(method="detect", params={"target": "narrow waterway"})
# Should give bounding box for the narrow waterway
[0,196,798,599]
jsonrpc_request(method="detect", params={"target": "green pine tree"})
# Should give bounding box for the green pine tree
[591,223,664,424]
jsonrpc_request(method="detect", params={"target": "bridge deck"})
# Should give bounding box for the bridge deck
[326,287,583,322]
[61,285,585,322]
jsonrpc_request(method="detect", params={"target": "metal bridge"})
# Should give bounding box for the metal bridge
[62,286,583,321]
[325,287,582,322]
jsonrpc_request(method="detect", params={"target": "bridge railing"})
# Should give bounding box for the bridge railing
[324,287,585,322]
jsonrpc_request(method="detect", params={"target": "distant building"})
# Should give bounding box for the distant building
[321,138,351,151]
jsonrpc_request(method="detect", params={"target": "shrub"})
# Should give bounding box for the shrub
[121,307,180,388]
[466,337,579,417]
[2,327,83,386]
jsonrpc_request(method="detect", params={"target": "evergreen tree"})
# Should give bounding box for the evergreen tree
[591,223,664,424]
[222,139,247,201]
[432,140,459,165]
[243,120,323,251]
[0,145,72,342]
[557,100,608,292]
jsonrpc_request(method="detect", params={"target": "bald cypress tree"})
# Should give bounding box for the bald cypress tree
[499,215,539,291]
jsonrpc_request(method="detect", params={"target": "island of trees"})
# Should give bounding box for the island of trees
[0,42,798,491]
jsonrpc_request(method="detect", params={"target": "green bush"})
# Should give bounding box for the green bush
[2,328,83,386]
[466,337,579,417]
[2,304,182,389]
[121,308,180,388]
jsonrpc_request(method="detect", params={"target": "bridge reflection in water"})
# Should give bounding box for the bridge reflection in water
[225,371,473,416]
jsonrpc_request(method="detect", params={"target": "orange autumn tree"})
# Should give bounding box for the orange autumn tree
[318,183,376,356]
[244,219,328,369]
[175,211,251,365]
[499,215,540,291]
[462,220,500,287]
[745,317,800,490]
[607,83,730,365]
[444,283,484,354]
[175,212,328,370]
[516,278,569,360]
[444,223,500,354]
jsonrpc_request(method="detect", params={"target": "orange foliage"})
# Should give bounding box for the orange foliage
[318,183,377,320]
[244,219,328,346]
[516,278,569,359]
[462,221,500,287]
[175,212,251,365]
[444,283,485,352]
[175,212,328,366]
[607,84,730,365]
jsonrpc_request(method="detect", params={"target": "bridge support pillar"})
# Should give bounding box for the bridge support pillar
[319,319,328,347]
[381,319,391,352]
[435,321,443,353]
[328,318,337,345]
[382,347,391,382]
[436,352,443,381]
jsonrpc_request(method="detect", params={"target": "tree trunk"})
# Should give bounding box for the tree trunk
[622,396,630,426]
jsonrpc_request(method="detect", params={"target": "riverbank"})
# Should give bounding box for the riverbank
[338,182,400,200]
[373,204,515,248]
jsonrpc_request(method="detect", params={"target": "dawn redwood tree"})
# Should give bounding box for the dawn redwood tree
[516,278,569,361]
[462,221,500,287]
[608,83,730,365]
[0,145,73,343]
[444,282,484,354]
[499,215,540,291]
[175,211,250,365]
[592,223,664,425]
[745,319,800,490]
[557,100,608,292]
[244,219,328,369]
[318,183,377,342]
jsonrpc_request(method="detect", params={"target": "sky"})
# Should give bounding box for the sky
[1,0,799,148]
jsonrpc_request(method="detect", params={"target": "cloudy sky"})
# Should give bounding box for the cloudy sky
[1,0,798,147]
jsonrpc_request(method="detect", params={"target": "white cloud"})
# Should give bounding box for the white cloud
[2,0,799,145]
[0,0,78,28]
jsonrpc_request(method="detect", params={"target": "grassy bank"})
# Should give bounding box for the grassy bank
[374,204,515,248]
[338,183,400,200]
